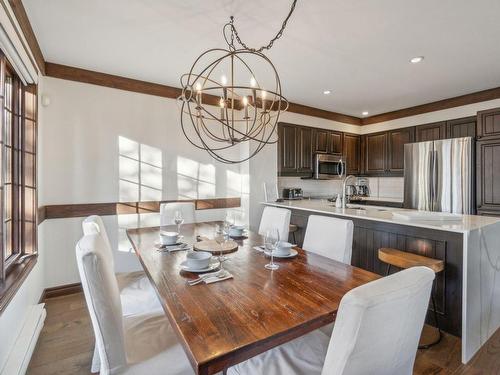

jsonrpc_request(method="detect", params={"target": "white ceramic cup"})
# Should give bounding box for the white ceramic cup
[186,251,212,269]
[160,231,179,245]
[274,241,293,255]
[229,225,245,237]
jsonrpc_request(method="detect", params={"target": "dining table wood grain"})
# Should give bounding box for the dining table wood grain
[126,222,380,375]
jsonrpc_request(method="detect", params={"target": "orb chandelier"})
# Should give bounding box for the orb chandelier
[179,1,297,164]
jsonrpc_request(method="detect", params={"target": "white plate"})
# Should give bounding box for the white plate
[155,241,186,248]
[180,260,220,273]
[264,249,298,258]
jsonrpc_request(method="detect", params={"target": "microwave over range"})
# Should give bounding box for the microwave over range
[307,153,346,180]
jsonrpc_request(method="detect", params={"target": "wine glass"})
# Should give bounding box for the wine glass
[264,228,280,270]
[214,224,228,264]
[173,210,184,234]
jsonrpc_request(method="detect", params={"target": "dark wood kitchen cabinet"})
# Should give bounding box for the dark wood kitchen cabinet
[277,123,297,176]
[278,123,313,177]
[296,126,313,174]
[343,133,361,175]
[363,132,387,174]
[476,136,500,216]
[361,127,415,176]
[477,107,500,138]
[446,116,476,139]
[416,121,447,142]
[313,129,342,154]
[387,127,415,173]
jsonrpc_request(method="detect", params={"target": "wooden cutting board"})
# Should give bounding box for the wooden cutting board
[193,239,239,254]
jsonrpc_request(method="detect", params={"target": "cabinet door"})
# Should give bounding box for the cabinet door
[446,116,476,139]
[477,137,500,213]
[363,132,387,174]
[328,131,343,154]
[416,121,446,142]
[278,123,297,175]
[477,108,500,138]
[314,129,329,153]
[296,126,313,174]
[343,133,361,175]
[387,127,415,174]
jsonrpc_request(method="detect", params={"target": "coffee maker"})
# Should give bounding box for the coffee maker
[354,177,370,197]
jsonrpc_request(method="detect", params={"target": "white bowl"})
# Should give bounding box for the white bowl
[160,231,179,245]
[186,251,212,269]
[275,241,293,255]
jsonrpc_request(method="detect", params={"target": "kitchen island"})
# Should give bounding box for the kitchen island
[262,199,500,364]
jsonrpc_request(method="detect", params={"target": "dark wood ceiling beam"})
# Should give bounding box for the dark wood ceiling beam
[7,0,45,75]
[362,86,500,125]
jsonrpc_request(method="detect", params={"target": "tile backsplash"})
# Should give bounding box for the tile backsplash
[278,176,404,201]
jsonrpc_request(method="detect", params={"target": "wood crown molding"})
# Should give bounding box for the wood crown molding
[45,62,231,108]
[38,197,241,224]
[7,0,45,75]
[361,86,500,125]
[45,62,361,124]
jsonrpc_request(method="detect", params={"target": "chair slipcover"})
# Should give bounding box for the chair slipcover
[258,206,291,242]
[160,202,196,227]
[302,215,354,264]
[228,267,435,375]
[76,233,194,375]
[82,215,162,373]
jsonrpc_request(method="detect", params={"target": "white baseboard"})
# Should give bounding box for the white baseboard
[1,303,46,375]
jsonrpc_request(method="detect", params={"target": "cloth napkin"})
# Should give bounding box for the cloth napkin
[204,272,233,284]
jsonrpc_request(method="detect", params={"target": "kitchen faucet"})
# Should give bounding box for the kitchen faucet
[341,175,357,208]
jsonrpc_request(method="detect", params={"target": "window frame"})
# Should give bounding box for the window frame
[0,51,38,313]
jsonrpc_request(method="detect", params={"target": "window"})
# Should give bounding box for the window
[0,51,37,311]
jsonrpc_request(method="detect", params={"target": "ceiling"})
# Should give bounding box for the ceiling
[24,0,500,117]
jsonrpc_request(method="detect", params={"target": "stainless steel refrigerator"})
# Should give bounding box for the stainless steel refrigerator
[404,137,474,214]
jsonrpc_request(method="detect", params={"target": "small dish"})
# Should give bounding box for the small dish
[180,260,220,273]
[264,249,298,258]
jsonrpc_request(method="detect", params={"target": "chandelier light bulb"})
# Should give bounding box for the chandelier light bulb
[221,75,228,86]
[219,97,225,108]
[195,82,202,92]
[242,96,248,106]
[250,77,257,87]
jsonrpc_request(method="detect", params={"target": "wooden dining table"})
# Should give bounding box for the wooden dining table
[127,222,379,375]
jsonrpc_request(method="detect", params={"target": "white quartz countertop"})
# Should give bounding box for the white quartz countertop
[262,199,500,233]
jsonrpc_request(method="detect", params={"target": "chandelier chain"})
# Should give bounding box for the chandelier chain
[228,0,297,52]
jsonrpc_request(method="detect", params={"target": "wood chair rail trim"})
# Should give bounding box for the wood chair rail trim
[36,197,241,224]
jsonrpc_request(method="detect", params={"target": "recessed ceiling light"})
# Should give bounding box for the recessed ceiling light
[362,111,369,116]
[410,56,424,64]
[323,90,332,95]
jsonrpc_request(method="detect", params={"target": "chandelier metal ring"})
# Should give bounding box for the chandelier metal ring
[178,1,297,164]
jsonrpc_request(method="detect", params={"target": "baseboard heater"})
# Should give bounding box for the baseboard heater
[1,303,46,375]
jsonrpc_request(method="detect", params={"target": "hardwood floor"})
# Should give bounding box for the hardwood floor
[27,293,500,374]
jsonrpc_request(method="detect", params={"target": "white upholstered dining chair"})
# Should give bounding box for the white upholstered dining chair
[227,266,435,375]
[76,232,194,375]
[302,215,354,264]
[258,206,291,242]
[82,215,163,372]
[160,202,196,227]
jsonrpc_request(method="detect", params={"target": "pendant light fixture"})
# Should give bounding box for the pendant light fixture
[179,1,297,164]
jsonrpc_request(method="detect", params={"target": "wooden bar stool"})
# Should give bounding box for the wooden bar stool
[378,248,444,349]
